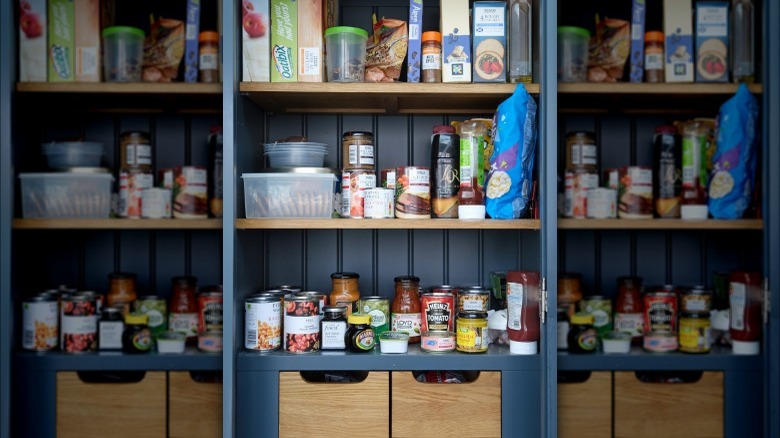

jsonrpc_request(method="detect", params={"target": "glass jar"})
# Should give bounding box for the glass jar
[644,31,664,83]
[98,306,125,350]
[455,311,489,353]
[614,276,644,344]
[341,131,374,170]
[119,131,152,169]
[198,31,220,83]
[557,273,582,315]
[567,312,597,354]
[345,313,375,352]
[421,31,442,83]
[320,305,348,350]
[122,313,153,353]
[330,272,360,315]
[107,272,137,315]
[391,276,421,343]
[170,276,199,345]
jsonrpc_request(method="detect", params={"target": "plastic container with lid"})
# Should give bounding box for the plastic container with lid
[324,26,369,82]
[157,331,186,354]
[379,331,409,354]
[102,26,145,82]
[19,171,114,218]
[241,169,337,218]
[557,26,590,82]
[262,141,329,168]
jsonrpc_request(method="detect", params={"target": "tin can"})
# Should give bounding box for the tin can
[135,296,167,338]
[359,296,390,337]
[681,286,712,313]
[604,168,619,189]
[61,294,98,353]
[643,331,678,352]
[22,295,58,351]
[159,168,174,189]
[141,188,172,219]
[456,311,489,353]
[580,295,613,341]
[341,169,377,219]
[380,168,397,189]
[421,292,455,333]
[363,188,395,219]
[295,291,327,320]
[198,331,223,353]
[173,166,208,219]
[643,292,678,333]
[679,312,711,353]
[119,167,154,218]
[120,131,152,169]
[283,295,320,353]
[198,291,223,333]
[457,287,489,312]
[618,166,653,219]
[565,132,598,169]
[564,168,599,219]
[342,131,375,170]
[244,294,282,351]
[586,188,617,219]
[395,166,431,219]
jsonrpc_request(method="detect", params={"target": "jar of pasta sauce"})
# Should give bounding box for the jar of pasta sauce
[391,276,422,343]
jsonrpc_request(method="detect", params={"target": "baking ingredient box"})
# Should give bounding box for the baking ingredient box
[19,0,47,82]
[440,0,471,83]
[48,0,74,82]
[695,2,729,82]
[271,0,297,82]
[663,0,694,82]
[242,0,271,82]
[472,1,506,83]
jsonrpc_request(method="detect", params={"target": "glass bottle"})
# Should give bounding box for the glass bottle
[614,276,644,344]
[170,276,199,346]
[732,0,754,83]
[430,124,460,218]
[509,0,532,83]
[391,276,421,344]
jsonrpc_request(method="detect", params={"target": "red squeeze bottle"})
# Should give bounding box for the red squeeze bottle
[506,270,541,355]
[729,271,763,355]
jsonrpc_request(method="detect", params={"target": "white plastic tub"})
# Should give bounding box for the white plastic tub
[19,172,113,218]
[242,169,336,218]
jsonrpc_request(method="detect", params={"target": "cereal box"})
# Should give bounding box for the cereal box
[19,0,47,82]
[270,0,297,82]
[242,0,271,82]
[184,0,201,83]
[695,2,729,82]
[406,0,423,82]
[440,0,471,83]
[472,1,506,83]
[48,0,74,82]
[663,0,694,82]
[74,0,100,82]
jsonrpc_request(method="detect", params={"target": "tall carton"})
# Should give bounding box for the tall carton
[184,0,201,83]
[440,0,471,83]
[629,0,646,83]
[472,1,506,83]
[74,0,100,82]
[663,0,693,82]
[270,0,297,82]
[242,0,271,82]
[695,2,729,83]
[406,0,423,82]
[48,0,75,82]
[298,0,323,82]
[19,0,47,82]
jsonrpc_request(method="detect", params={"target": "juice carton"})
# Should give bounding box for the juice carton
[663,0,694,82]
[629,0,646,83]
[472,1,506,83]
[406,0,423,82]
[695,2,729,82]
[48,0,75,82]
[74,0,100,82]
[184,0,201,83]
[242,0,271,82]
[298,0,323,82]
[270,0,297,82]
[440,0,471,83]
[19,0,47,82]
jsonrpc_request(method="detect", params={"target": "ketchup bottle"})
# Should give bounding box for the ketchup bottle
[506,270,540,355]
[729,271,763,355]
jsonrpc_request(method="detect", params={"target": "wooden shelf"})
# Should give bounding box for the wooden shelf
[558,218,763,230]
[558,82,762,95]
[236,218,540,230]
[239,82,539,114]
[16,82,221,94]
[13,218,222,230]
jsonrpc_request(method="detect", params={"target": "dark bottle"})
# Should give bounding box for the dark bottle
[653,125,682,218]
[122,313,153,354]
[567,312,597,354]
[430,125,460,218]
[345,314,375,352]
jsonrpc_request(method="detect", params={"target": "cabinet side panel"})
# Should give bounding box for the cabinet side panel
[169,371,223,438]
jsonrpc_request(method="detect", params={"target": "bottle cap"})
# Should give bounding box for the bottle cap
[510,340,537,355]
[732,340,760,355]
[458,205,486,220]
[681,205,708,220]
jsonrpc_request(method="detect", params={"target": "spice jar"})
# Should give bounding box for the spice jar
[107,272,137,314]
[98,306,125,350]
[170,276,199,346]
[644,31,664,83]
[421,31,442,83]
[198,31,220,83]
[567,312,597,354]
[122,313,153,353]
[330,272,360,315]
[320,305,348,350]
[341,131,375,170]
[391,276,422,344]
[346,313,375,352]
[614,276,644,344]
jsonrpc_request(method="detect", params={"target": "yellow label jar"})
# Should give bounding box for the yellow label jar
[456,311,488,353]
[679,312,711,354]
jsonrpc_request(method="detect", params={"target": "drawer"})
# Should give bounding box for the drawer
[558,371,611,438]
[391,371,501,438]
[614,371,723,438]
[56,371,166,438]
[279,371,389,437]
[169,371,223,438]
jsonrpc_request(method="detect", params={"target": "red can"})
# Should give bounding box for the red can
[198,291,223,333]
[643,291,678,334]
[420,292,455,333]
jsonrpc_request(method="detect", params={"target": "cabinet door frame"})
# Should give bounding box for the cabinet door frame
[0,1,12,437]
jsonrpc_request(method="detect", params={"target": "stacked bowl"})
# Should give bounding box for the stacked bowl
[262,141,328,168]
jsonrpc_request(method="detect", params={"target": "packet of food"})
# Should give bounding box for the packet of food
[485,84,537,219]
[365,17,408,82]
[143,17,185,82]
[587,17,630,82]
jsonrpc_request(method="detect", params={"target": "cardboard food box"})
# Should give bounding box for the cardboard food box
[695,1,729,82]
[74,0,100,82]
[19,0,47,82]
[440,0,471,83]
[629,0,646,83]
[242,0,270,82]
[406,0,423,82]
[297,0,323,82]
[472,1,506,83]
[48,0,74,82]
[663,0,693,82]
[184,0,201,83]
[270,0,297,82]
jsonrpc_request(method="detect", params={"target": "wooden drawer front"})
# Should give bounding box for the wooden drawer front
[391,371,501,438]
[614,371,723,438]
[169,372,222,438]
[56,371,166,438]
[558,372,612,438]
[279,371,390,438]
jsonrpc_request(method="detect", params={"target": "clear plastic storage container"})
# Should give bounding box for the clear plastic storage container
[19,171,114,218]
[324,26,369,82]
[242,169,336,218]
[102,26,145,82]
[557,26,590,82]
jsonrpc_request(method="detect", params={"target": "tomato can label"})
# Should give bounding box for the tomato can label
[173,166,208,219]
[421,292,454,333]
[643,292,678,333]
[22,297,58,351]
[363,188,394,219]
[198,292,223,333]
[135,296,167,338]
[283,297,320,353]
[61,296,98,353]
[245,295,282,351]
[119,168,154,218]
[341,169,377,219]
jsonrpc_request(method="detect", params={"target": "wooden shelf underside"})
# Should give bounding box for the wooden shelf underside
[236,218,541,230]
[13,219,222,230]
[558,218,763,230]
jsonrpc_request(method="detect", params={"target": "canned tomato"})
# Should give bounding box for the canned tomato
[679,312,711,354]
[580,295,612,341]
[643,331,678,353]
[380,168,396,189]
[198,291,223,333]
[395,166,431,219]
[421,292,455,333]
[586,188,617,219]
[681,287,712,313]
[283,296,320,353]
[245,294,282,351]
[119,167,154,218]
[22,295,58,351]
[618,166,653,219]
[141,188,172,219]
[120,131,152,168]
[643,291,678,333]
[359,296,390,337]
[363,188,394,219]
[173,166,208,219]
[457,287,489,312]
[456,311,488,353]
[564,168,599,219]
[295,291,327,320]
[341,169,377,219]
[342,131,375,170]
[135,295,167,338]
[61,294,98,353]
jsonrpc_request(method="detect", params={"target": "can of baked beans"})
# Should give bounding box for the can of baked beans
[643,291,678,333]
[61,294,98,353]
[244,294,282,351]
[284,295,320,353]
[421,292,455,333]
[22,295,59,351]
[457,287,489,312]
[341,169,376,219]
[119,167,154,218]
[198,291,223,333]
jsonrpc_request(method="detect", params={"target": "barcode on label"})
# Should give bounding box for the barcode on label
[23,330,33,347]
[247,330,257,346]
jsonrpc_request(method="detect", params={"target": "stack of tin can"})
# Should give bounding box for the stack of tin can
[341,131,394,219]
[118,131,158,219]
[563,132,600,219]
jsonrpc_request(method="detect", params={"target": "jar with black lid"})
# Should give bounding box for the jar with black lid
[321,306,348,350]
[122,313,153,354]
[99,307,124,350]
[345,313,375,352]
[567,312,597,354]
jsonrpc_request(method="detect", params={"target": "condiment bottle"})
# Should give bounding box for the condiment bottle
[345,313,375,352]
[509,0,533,83]
[169,276,199,346]
[643,31,664,83]
[430,125,460,218]
[122,313,153,354]
[506,270,540,355]
[732,0,754,83]
[198,31,220,83]
[107,272,137,315]
[391,276,422,344]
[614,276,644,344]
[653,125,682,218]
[729,271,762,354]
[329,272,360,316]
[457,120,486,219]
[421,31,442,83]
[557,273,582,316]
[567,312,597,354]
[320,305,348,350]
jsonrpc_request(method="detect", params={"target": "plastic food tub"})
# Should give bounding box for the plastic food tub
[242,168,336,218]
[557,26,590,82]
[379,332,409,354]
[102,26,145,82]
[156,332,186,354]
[602,332,632,354]
[19,171,113,218]
[262,142,328,167]
[324,26,369,82]
[42,141,104,168]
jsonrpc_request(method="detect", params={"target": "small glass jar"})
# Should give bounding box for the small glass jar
[345,313,375,352]
[122,313,153,354]
[421,31,442,83]
[330,272,360,315]
[107,272,137,315]
[99,306,125,350]
[567,312,597,354]
[557,273,583,315]
[456,311,489,353]
[341,132,374,170]
[320,306,348,350]
[644,31,665,83]
[198,31,220,83]
[170,276,199,346]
